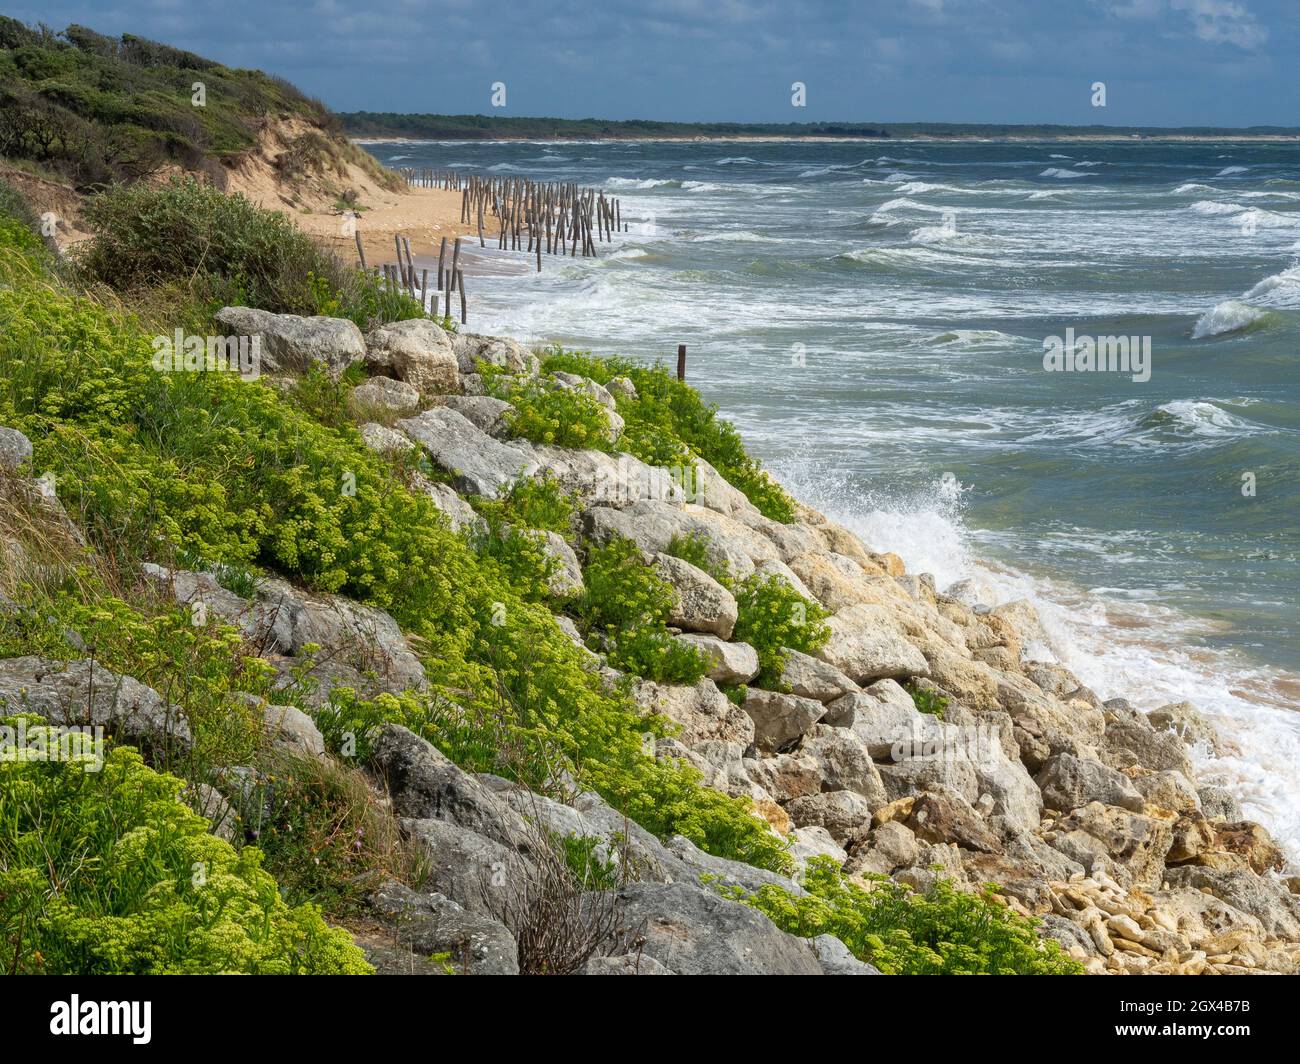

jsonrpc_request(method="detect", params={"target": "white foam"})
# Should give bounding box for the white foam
[1191,299,1272,339]
[1217,165,1250,176]
[1040,168,1089,179]
[1244,265,1300,308]
[773,466,1300,866]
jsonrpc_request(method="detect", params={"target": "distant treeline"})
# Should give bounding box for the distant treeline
[340,114,892,139]
[340,113,1300,141]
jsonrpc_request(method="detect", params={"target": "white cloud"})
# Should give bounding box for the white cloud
[1103,0,1267,49]
[1171,0,1267,49]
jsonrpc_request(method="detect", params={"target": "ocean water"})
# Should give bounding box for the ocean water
[368,139,1300,861]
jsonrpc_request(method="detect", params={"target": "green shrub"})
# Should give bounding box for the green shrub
[539,349,797,521]
[238,750,418,914]
[907,683,949,719]
[722,857,1082,975]
[474,473,576,536]
[77,177,424,328]
[0,733,372,974]
[488,370,614,450]
[665,531,731,585]
[576,537,707,685]
[0,200,792,887]
[732,573,830,687]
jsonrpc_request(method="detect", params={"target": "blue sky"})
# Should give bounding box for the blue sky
[8,0,1298,125]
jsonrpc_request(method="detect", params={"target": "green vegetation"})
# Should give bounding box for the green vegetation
[732,573,831,687]
[722,857,1083,975]
[78,177,424,327]
[474,473,576,536]
[0,19,395,191]
[0,195,790,890]
[0,730,372,974]
[576,537,708,685]
[539,348,797,521]
[907,683,949,719]
[487,368,615,451]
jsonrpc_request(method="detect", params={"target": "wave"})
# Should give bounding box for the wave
[1217,165,1250,176]
[688,229,779,243]
[770,463,1300,863]
[1140,399,1253,438]
[605,177,679,189]
[1040,168,1089,179]
[714,156,757,165]
[1192,299,1276,339]
[928,328,1019,346]
[1243,265,1300,308]
[892,180,1003,196]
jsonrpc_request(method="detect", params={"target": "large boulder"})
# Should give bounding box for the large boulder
[632,677,754,746]
[401,816,536,918]
[0,656,190,750]
[0,426,32,472]
[1036,752,1146,814]
[799,725,887,805]
[253,576,426,692]
[366,880,519,975]
[653,554,738,639]
[602,881,824,975]
[673,634,759,684]
[779,649,859,703]
[350,376,420,416]
[366,319,459,394]
[451,332,537,376]
[816,604,930,684]
[432,395,514,436]
[397,407,539,499]
[742,688,825,753]
[371,724,531,846]
[214,306,364,375]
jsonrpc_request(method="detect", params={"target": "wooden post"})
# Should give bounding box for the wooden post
[437,238,447,290]
[420,268,428,310]
[450,238,462,293]
[458,269,467,325]
[677,344,686,381]
[394,235,406,288]
[354,229,367,270]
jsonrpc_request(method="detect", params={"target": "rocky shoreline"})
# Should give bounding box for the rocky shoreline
[4,308,1298,976]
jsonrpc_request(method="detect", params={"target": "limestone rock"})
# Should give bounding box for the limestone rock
[0,426,32,472]
[1036,752,1146,813]
[742,688,825,753]
[673,634,759,684]
[0,656,190,750]
[632,677,754,747]
[366,318,459,394]
[816,604,930,684]
[397,406,539,499]
[603,881,823,975]
[214,306,365,375]
[350,376,420,416]
[779,648,859,703]
[653,554,738,639]
[367,880,519,975]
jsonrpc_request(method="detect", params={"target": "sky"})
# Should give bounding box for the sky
[7,0,1299,126]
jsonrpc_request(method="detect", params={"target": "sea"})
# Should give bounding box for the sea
[365,138,1300,863]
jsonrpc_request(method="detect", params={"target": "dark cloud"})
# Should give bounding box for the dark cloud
[7,0,1296,123]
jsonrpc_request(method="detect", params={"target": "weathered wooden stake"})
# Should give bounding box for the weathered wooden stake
[677,344,686,381]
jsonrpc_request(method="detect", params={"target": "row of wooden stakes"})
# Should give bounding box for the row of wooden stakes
[398,167,629,272]
[351,230,468,324]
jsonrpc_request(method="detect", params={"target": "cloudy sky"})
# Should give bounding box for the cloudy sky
[8,0,1297,125]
